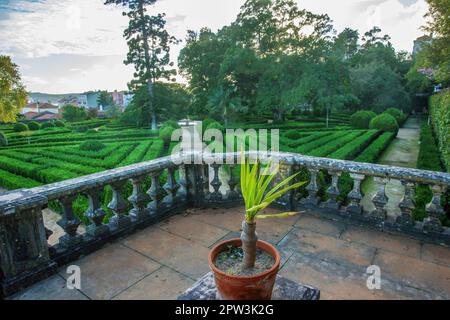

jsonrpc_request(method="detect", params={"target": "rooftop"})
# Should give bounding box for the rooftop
[10,206,450,300]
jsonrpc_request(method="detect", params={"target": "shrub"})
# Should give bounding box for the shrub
[369,114,399,132]
[87,129,98,134]
[384,108,406,125]
[285,130,302,140]
[159,126,175,146]
[41,122,55,129]
[54,120,65,127]
[0,131,7,146]
[355,132,396,163]
[429,91,449,172]
[202,118,215,133]
[206,121,224,132]
[161,120,180,130]
[13,123,28,132]
[76,125,88,133]
[28,121,40,131]
[79,140,105,151]
[350,110,377,129]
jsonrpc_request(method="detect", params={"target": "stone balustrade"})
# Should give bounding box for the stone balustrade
[0,151,449,296]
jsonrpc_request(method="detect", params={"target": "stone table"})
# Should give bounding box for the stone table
[178,272,320,300]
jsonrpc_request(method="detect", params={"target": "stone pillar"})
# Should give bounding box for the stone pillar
[369,177,389,222]
[324,170,342,210]
[57,194,83,248]
[423,184,446,233]
[108,180,132,230]
[147,172,166,214]
[208,164,222,202]
[128,176,150,222]
[347,173,365,215]
[163,167,180,207]
[300,168,320,206]
[226,164,240,200]
[84,187,109,237]
[0,206,56,296]
[396,180,416,227]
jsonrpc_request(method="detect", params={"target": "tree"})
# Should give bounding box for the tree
[87,108,99,119]
[97,91,114,110]
[105,0,179,129]
[106,104,121,118]
[62,104,87,122]
[420,0,450,84]
[0,56,27,123]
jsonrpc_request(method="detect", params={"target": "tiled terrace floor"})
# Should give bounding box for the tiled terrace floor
[10,207,450,300]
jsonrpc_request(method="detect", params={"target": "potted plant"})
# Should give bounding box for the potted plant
[208,153,305,300]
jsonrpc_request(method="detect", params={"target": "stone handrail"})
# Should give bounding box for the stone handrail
[0,151,449,296]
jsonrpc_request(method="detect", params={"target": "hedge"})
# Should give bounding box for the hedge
[0,131,7,146]
[354,132,396,163]
[41,122,55,129]
[13,123,28,132]
[384,108,407,126]
[28,121,41,131]
[369,114,399,133]
[308,131,365,157]
[0,169,41,190]
[329,130,381,160]
[429,90,450,172]
[350,111,377,129]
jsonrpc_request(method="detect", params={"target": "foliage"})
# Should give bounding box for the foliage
[206,121,224,132]
[240,153,306,224]
[285,130,302,140]
[62,104,87,122]
[105,0,179,129]
[97,91,114,110]
[421,0,450,84]
[87,108,99,119]
[354,132,396,163]
[28,121,40,131]
[54,120,65,127]
[0,131,7,146]
[0,55,27,123]
[13,122,28,132]
[161,119,180,130]
[350,110,377,129]
[41,122,55,129]
[429,90,450,171]
[384,108,406,125]
[369,114,399,132]
[79,141,106,152]
[159,126,175,146]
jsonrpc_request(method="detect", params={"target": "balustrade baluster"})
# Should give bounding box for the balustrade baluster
[369,177,389,222]
[423,184,447,233]
[108,180,132,229]
[128,176,150,222]
[300,168,320,206]
[208,163,223,201]
[85,187,109,237]
[396,180,416,227]
[324,170,342,210]
[226,164,240,200]
[57,194,83,247]
[162,167,180,207]
[347,173,365,215]
[147,172,166,214]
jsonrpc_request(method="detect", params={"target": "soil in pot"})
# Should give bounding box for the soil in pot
[214,244,275,276]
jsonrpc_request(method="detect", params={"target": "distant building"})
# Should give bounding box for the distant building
[32,111,61,121]
[110,90,134,111]
[22,102,59,114]
[86,91,101,109]
[58,95,88,108]
[413,35,432,56]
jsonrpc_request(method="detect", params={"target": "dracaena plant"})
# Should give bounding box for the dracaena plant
[239,152,306,269]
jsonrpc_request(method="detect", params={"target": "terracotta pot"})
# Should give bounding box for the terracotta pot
[208,238,281,300]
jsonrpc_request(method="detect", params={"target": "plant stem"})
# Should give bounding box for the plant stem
[240,220,257,269]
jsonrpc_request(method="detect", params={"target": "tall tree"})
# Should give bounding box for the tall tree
[0,56,27,123]
[421,0,450,84]
[105,0,179,129]
[97,90,114,110]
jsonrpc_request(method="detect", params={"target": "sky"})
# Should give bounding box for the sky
[0,0,430,94]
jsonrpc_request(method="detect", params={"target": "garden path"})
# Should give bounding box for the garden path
[361,117,421,216]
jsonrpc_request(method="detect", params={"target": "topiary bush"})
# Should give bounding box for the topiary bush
[369,114,399,132]
[54,120,65,127]
[202,118,215,134]
[28,121,40,131]
[13,123,28,132]
[384,108,406,125]
[79,140,105,151]
[161,120,180,130]
[206,121,224,132]
[0,131,8,146]
[285,130,302,140]
[159,126,175,146]
[41,122,55,129]
[350,110,377,129]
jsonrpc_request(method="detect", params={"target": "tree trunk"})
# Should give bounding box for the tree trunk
[240,220,257,269]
